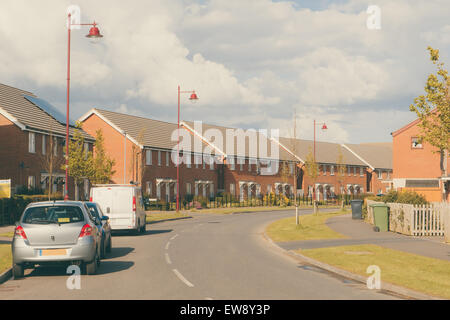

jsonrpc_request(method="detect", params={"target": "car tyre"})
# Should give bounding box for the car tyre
[106,235,112,254]
[85,251,99,275]
[12,262,24,280]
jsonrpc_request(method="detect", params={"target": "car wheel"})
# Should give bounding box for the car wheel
[12,262,24,280]
[100,238,106,259]
[141,222,146,234]
[85,251,99,275]
[106,235,112,253]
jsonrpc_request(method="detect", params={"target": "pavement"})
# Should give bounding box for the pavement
[0,209,398,300]
[277,214,450,262]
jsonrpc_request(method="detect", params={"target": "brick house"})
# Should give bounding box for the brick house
[342,142,393,195]
[0,83,94,199]
[80,108,392,202]
[392,117,449,202]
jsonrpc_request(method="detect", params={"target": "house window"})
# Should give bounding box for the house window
[360,167,364,177]
[156,183,161,199]
[289,163,294,175]
[348,166,351,176]
[267,184,272,194]
[186,183,192,195]
[378,170,383,179]
[158,151,162,166]
[353,166,357,176]
[146,181,152,196]
[84,142,89,159]
[239,158,243,171]
[27,176,35,189]
[230,156,235,170]
[42,135,46,155]
[387,171,391,179]
[210,184,215,198]
[195,155,200,168]
[53,137,58,156]
[146,150,152,165]
[411,137,423,149]
[28,132,35,153]
[209,157,214,170]
[330,165,335,176]
[230,183,235,196]
[323,164,327,176]
[248,160,252,172]
[186,154,191,168]
[166,152,169,166]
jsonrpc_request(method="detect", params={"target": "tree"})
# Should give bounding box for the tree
[336,146,347,210]
[40,124,64,200]
[410,47,450,196]
[90,129,116,185]
[64,122,94,200]
[304,147,319,214]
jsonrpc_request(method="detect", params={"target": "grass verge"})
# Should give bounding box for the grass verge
[146,212,191,223]
[265,211,348,242]
[0,244,12,275]
[298,244,450,299]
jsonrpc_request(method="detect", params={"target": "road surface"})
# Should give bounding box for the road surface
[0,209,399,299]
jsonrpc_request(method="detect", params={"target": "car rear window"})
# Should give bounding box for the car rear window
[22,206,85,224]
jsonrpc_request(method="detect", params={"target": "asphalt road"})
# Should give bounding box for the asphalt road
[0,209,400,300]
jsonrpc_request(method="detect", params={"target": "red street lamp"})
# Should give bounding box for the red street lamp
[64,14,103,200]
[177,86,198,212]
[313,120,327,201]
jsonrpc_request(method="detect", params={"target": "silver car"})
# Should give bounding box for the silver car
[11,201,102,279]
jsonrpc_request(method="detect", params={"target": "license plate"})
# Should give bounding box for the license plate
[39,249,67,256]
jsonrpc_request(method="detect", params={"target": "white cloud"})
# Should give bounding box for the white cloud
[0,0,448,144]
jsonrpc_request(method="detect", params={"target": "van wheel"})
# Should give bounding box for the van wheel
[12,263,24,280]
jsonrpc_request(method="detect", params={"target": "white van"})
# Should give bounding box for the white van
[90,184,147,234]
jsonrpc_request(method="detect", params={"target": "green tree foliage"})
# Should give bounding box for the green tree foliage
[91,129,116,184]
[64,122,94,200]
[304,147,319,183]
[409,46,450,175]
[382,190,428,205]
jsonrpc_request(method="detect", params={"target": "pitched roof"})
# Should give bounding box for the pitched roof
[342,142,392,169]
[82,109,211,154]
[0,83,93,141]
[277,137,367,166]
[182,121,294,161]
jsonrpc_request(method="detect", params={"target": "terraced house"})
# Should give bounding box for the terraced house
[0,83,94,198]
[80,108,393,202]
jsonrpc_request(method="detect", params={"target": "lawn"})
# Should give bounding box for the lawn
[0,244,12,275]
[265,211,348,242]
[146,212,191,223]
[299,244,450,299]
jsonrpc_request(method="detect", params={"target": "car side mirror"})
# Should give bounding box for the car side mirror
[101,216,109,221]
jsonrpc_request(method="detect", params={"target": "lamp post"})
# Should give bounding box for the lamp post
[177,86,198,212]
[313,120,327,203]
[64,13,103,200]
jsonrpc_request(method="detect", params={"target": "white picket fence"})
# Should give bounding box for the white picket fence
[411,203,447,236]
[367,200,450,236]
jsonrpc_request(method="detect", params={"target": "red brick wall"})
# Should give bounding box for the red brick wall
[0,114,74,197]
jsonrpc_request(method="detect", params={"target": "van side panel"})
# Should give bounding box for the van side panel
[91,186,137,230]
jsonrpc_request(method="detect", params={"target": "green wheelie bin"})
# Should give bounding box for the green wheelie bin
[370,203,389,232]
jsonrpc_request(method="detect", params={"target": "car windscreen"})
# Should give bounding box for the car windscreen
[85,203,101,220]
[22,206,85,224]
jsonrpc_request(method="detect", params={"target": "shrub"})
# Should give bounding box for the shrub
[381,190,428,205]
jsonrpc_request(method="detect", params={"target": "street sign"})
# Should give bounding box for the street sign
[0,179,11,198]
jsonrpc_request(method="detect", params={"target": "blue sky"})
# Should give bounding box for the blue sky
[0,0,449,143]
